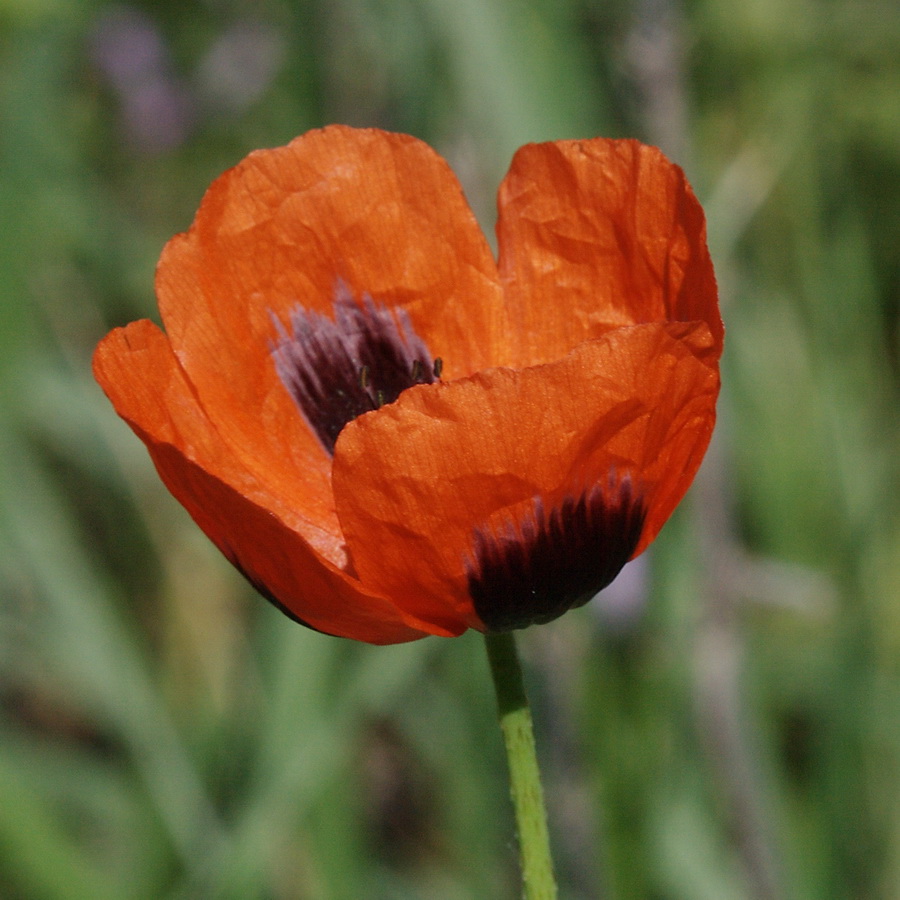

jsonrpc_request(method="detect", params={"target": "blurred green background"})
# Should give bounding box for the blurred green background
[1,0,898,897]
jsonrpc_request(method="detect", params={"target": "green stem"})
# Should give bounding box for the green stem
[484,632,558,899]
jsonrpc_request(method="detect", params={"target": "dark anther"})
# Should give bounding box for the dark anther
[466,473,646,632]
[433,357,443,379]
[272,286,440,455]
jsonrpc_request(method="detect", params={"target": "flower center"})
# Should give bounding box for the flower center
[466,473,646,632]
[272,286,441,455]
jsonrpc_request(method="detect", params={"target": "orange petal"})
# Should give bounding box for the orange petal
[332,323,720,629]
[93,320,444,644]
[155,127,505,513]
[95,319,339,559]
[496,138,723,367]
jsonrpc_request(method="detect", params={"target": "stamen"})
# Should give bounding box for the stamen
[433,357,443,379]
[272,286,440,455]
[466,473,646,632]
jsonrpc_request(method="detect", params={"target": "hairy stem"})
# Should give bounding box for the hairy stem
[484,631,558,899]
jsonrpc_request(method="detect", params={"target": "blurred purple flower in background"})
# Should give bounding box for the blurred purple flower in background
[589,556,650,635]
[89,6,194,152]
[89,6,284,152]
[195,21,285,115]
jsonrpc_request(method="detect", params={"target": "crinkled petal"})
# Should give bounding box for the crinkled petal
[93,319,445,644]
[155,127,506,516]
[331,323,719,629]
[496,138,723,367]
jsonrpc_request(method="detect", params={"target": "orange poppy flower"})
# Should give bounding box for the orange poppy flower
[93,125,722,644]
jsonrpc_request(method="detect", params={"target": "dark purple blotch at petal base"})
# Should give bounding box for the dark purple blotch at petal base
[467,474,647,632]
[272,286,439,455]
